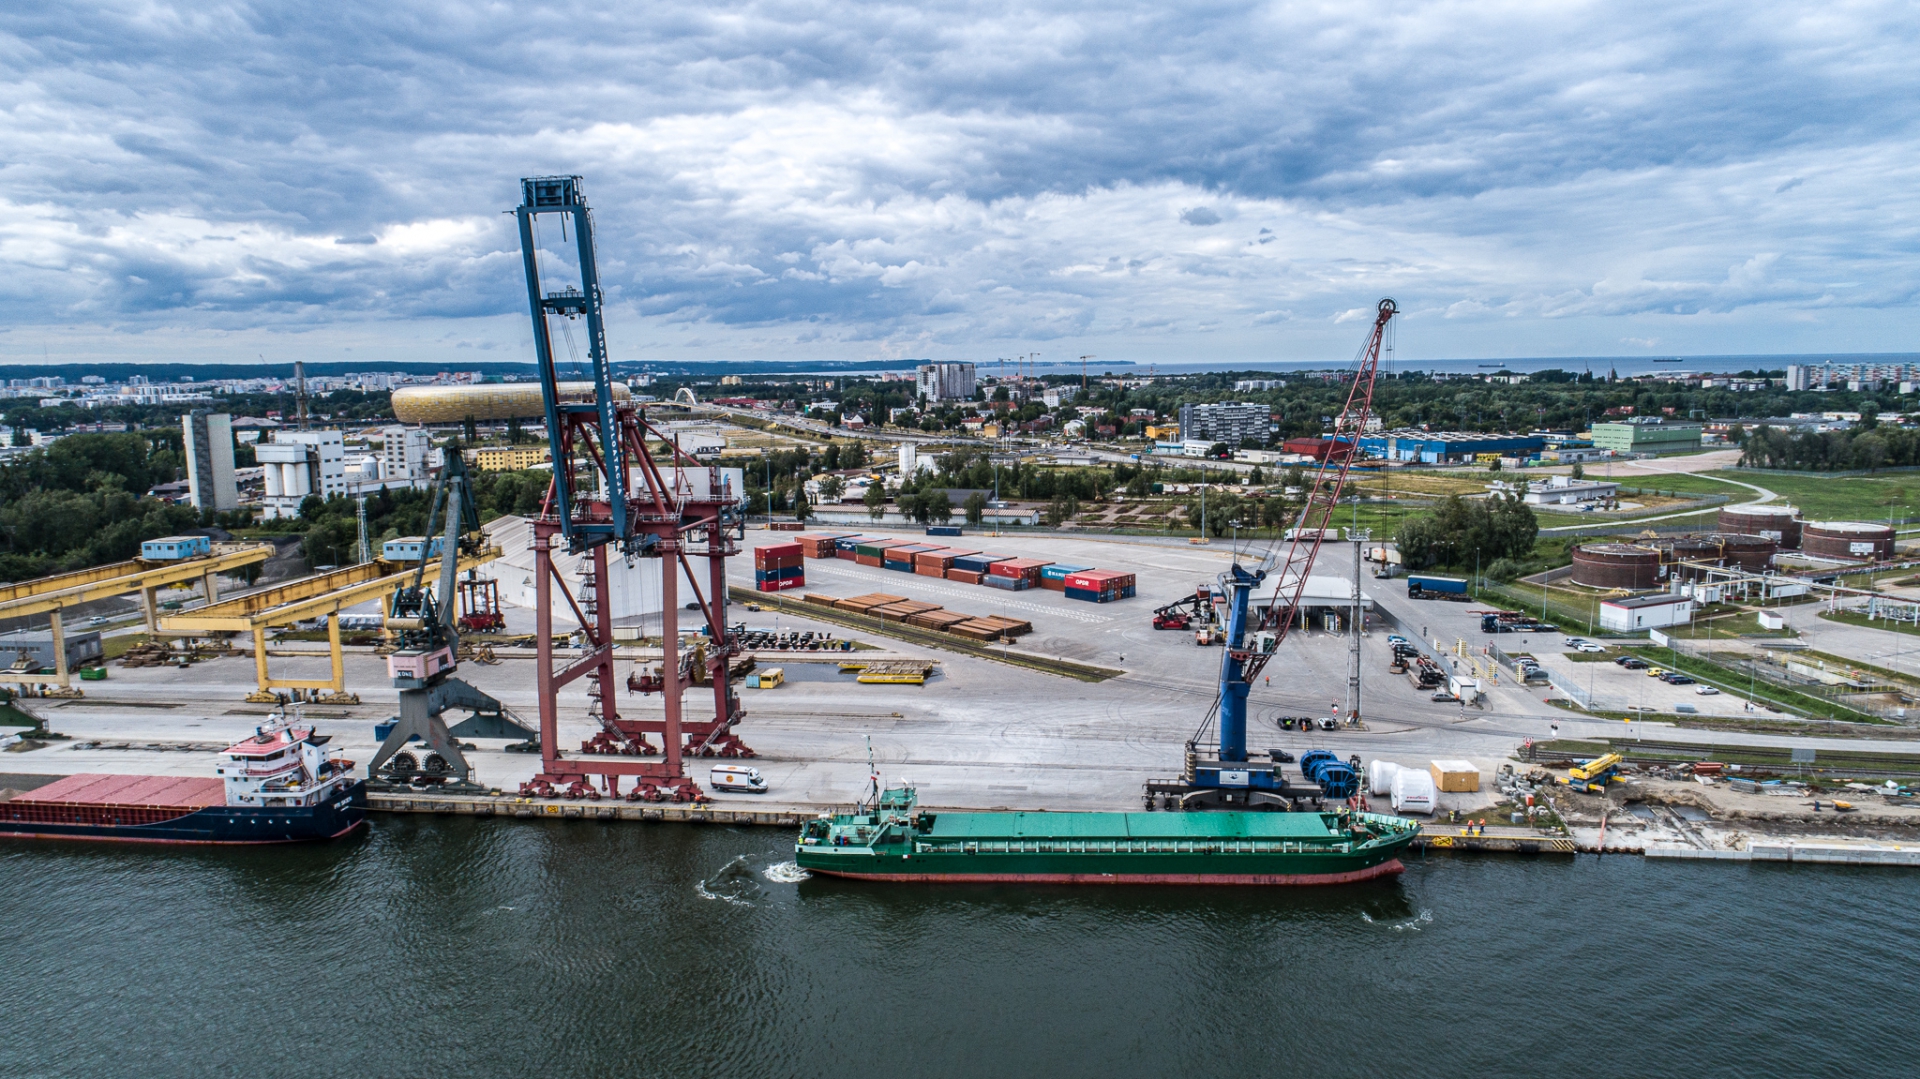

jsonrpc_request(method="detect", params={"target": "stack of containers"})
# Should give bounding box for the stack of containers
[1038,564,1092,592]
[1062,569,1137,603]
[796,533,849,558]
[833,536,866,561]
[986,558,1049,591]
[947,552,1009,584]
[915,548,973,579]
[853,539,911,567]
[753,542,806,592]
[884,544,942,572]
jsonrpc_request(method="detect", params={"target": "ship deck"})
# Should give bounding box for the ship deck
[9,773,224,811]
[923,811,1396,843]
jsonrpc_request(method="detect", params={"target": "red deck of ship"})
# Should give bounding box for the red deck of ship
[12,773,224,810]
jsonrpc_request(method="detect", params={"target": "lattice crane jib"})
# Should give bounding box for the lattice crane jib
[1212,298,1395,761]
[512,175,751,804]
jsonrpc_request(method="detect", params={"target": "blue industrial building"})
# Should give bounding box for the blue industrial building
[1357,430,1546,464]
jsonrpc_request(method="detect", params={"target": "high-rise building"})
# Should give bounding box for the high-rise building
[379,426,433,482]
[181,410,238,513]
[258,430,347,518]
[915,362,977,403]
[1178,402,1268,447]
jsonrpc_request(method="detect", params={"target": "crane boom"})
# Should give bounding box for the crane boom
[1144,298,1394,812]
[1241,298,1395,688]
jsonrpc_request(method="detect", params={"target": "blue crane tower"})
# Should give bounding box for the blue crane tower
[1146,299,1396,810]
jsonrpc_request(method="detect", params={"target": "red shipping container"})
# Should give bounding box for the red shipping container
[1038,577,1066,591]
[1064,570,1135,592]
[855,555,883,567]
[989,558,1049,580]
[754,542,803,559]
[914,565,945,578]
[837,548,858,561]
[947,569,983,584]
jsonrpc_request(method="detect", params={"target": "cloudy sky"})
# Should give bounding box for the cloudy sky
[3,1,1918,368]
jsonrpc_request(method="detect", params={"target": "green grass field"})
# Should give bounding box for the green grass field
[1590,467,1920,522]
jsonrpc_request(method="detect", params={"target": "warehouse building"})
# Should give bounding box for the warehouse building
[1599,594,1695,633]
[1355,431,1546,464]
[1589,417,1703,455]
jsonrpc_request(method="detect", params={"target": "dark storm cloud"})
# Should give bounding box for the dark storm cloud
[1,0,1917,355]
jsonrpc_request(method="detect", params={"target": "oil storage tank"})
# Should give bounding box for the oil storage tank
[1667,533,1778,578]
[1718,505,1801,548]
[1803,521,1897,562]
[391,381,630,424]
[1571,543,1664,589]
[1714,533,1778,572]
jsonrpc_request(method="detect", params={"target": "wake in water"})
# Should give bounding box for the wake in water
[762,860,811,883]
[695,854,763,906]
[1361,908,1434,932]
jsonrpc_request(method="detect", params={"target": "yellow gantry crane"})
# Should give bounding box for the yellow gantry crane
[160,544,500,704]
[0,543,272,697]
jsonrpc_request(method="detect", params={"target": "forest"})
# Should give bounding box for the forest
[0,432,197,581]
[1736,415,1920,472]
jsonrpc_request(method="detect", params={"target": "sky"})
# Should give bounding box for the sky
[2,1,1918,370]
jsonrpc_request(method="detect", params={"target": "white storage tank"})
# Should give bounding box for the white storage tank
[1368,760,1401,796]
[1391,769,1437,815]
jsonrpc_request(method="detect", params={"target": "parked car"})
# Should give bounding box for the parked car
[1646,667,1667,678]
[1577,643,1606,653]
[1696,686,1721,695]
[1663,674,1695,685]
[1621,658,1649,669]
[1564,637,1587,647]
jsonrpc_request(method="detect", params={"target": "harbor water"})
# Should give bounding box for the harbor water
[1,817,1912,1078]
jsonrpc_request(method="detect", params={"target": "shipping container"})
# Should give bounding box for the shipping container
[981,574,1030,591]
[925,526,964,537]
[989,558,1049,581]
[1063,569,1135,592]
[854,539,914,558]
[1039,564,1092,582]
[753,566,804,582]
[947,568,983,585]
[951,553,1010,574]
[754,577,806,592]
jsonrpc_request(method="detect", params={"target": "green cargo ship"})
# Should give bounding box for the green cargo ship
[796,783,1419,886]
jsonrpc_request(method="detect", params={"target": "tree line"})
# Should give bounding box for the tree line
[1736,419,1919,472]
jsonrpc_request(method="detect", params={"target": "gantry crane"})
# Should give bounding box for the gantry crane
[513,175,749,803]
[1147,298,1395,810]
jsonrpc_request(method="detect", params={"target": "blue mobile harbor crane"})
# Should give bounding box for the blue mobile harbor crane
[1145,300,1396,811]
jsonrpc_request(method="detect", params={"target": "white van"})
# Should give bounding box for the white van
[709,765,768,793]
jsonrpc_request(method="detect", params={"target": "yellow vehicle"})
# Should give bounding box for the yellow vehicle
[1646,667,1667,678]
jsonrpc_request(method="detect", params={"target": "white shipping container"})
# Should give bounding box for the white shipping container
[1368,760,1402,796]
[1391,769,1437,815]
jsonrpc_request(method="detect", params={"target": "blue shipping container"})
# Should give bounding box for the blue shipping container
[754,566,805,582]
[834,536,865,552]
[952,554,1008,573]
[926,526,963,537]
[982,574,1029,591]
[1040,563,1092,581]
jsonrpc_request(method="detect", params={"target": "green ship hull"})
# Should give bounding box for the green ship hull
[796,788,1419,886]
